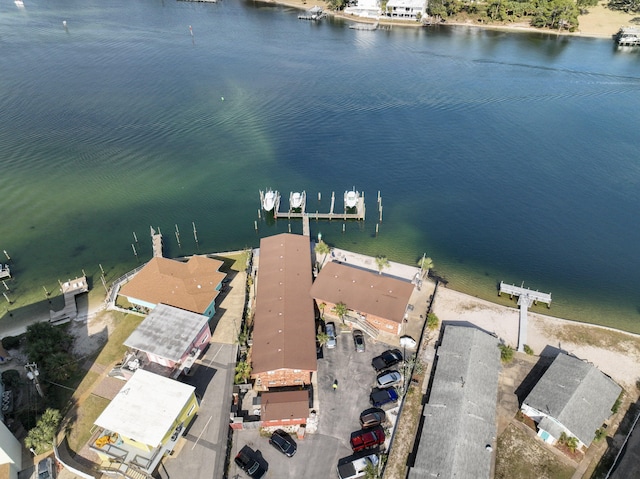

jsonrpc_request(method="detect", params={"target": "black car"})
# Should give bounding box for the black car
[235,447,267,479]
[371,349,403,371]
[370,387,399,408]
[269,429,297,457]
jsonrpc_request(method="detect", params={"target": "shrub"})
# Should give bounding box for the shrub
[523,344,534,355]
[24,408,61,454]
[426,313,440,331]
[1,370,21,389]
[1,335,21,350]
[499,343,514,363]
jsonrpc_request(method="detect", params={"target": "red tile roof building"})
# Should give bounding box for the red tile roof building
[119,256,226,318]
[250,234,317,390]
[310,261,414,335]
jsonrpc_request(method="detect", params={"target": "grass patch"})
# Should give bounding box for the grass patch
[212,251,249,273]
[93,312,144,367]
[495,423,575,479]
[66,394,111,452]
[540,323,640,357]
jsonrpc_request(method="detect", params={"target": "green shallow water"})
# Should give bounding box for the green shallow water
[1,0,639,333]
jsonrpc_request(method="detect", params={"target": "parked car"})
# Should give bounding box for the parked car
[371,349,403,371]
[337,452,379,479]
[376,370,402,388]
[350,426,385,452]
[269,429,297,457]
[37,457,55,479]
[235,447,267,479]
[326,322,337,349]
[352,329,365,352]
[359,408,387,428]
[369,387,399,408]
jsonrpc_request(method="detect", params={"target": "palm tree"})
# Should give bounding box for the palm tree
[417,255,434,278]
[319,302,326,319]
[317,331,330,347]
[314,240,331,269]
[332,301,348,324]
[234,360,252,384]
[375,255,390,275]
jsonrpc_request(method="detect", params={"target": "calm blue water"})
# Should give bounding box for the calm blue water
[1,0,639,332]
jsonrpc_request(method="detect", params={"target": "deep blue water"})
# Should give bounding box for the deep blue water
[1,0,639,331]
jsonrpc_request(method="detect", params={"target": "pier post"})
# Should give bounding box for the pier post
[2,281,8,291]
[132,243,138,260]
[3,292,11,304]
[99,264,105,276]
[43,286,49,297]
[379,205,383,222]
[254,220,258,232]
[175,231,181,248]
[330,192,335,215]
[318,192,321,202]
[342,224,345,233]
[133,232,138,243]
[3,250,9,260]
[192,222,199,244]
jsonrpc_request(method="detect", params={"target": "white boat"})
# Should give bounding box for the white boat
[344,188,359,208]
[290,191,304,209]
[616,27,640,46]
[15,0,25,7]
[263,190,277,212]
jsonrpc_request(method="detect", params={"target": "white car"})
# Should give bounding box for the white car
[376,370,402,388]
[326,322,337,349]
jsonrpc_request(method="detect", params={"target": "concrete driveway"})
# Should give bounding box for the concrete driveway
[230,327,396,479]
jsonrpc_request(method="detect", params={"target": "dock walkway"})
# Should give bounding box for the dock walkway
[151,226,163,258]
[499,281,551,352]
[50,276,89,323]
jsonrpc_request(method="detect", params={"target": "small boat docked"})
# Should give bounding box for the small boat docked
[616,27,640,46]
[290,191,305,209]
[344,188,359,209]
[262,189,277,212]
[0,264,11,280]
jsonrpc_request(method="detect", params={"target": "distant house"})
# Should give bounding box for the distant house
[122,303,211,379]
[119,255,226,318]
[259,390,310,428]
[385,0,426,20]
[309,261,414,335]
[521,353,621,449]
[0,420,22,479]
[250,234,317,390]
[408,326,501,479]
[344,0,381,18]
[91,369,199,476]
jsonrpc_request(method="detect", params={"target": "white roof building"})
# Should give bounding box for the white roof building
[94,369,196,447]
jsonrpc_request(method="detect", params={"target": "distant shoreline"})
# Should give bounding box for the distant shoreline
[265,0,634,39]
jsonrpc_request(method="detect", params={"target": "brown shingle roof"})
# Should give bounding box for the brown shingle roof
[251,234,317,375]
[310,261,414,324]
[119,256,226,314]
[261,390,310,422]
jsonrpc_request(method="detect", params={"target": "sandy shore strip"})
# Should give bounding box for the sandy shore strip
[268,0,635,38]
[433,285,640,391]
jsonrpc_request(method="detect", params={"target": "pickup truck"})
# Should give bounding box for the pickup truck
[337,453,379,479]
[350,426,385,452]
[369,387,399,408]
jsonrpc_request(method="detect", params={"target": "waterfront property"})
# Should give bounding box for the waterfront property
[310,261,414,335]
[250,233,317,390]
[91,369,199,477]
[499,281,551,352]
[120,303,211,379]
[118,256,226,318]
[384,0,426,20]
[49,275,89,323]
[520,353,621,449]
[344,0,382,18]
[408,326,501,479]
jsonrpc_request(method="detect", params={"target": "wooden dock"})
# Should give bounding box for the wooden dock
[50,275,89,323]
[151,226,163,258]
[499,281,551,352]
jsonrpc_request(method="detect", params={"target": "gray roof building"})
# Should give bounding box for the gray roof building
[521,353,621,446]
[408,326,501,479]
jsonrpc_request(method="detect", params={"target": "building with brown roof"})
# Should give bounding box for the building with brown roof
[310,261,414,335]
[260,390,310,428]
[119,256,226,318]
[250,234,317,390]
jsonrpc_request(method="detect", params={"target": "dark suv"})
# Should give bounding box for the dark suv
[235,447,267,478]
[359,408,387,428]
[371,349,403,371]
[269,429,297,457]
[369,387,399,408]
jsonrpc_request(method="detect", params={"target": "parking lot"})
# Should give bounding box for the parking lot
[230,326,401,478]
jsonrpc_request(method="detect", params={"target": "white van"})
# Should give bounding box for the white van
[337,453,379,479]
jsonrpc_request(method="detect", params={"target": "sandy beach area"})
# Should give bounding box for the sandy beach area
[270,0,636,38]
[433,285,640,391]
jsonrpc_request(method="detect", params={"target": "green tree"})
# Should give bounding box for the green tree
[499,343,514,363]
[319,302,327,319]
[317,331,330,347]
[234,360,252,384]
[375,256,390,275]
[326,0,348,10]
[566,436,579,452]
[426,313,440,331]
[315,240,331,270]
[608,0,640,12]
[364,460,380,479]
[24,408,61,454]
[332,302,349,324]
[25,322,76,384]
